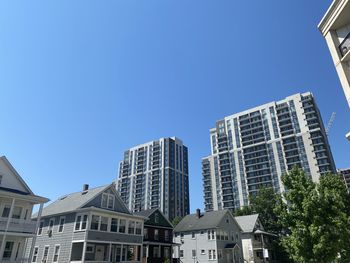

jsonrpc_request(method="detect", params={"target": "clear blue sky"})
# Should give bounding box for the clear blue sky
[0,0,349,212]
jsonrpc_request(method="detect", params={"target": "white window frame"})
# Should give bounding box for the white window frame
[42,246,50,263]
[32,246,39,263]
[86,244,95,253]
[101,193,115,209]
[37,221,44,236]
[52,245,60,263]
[58,216,65,233]
[74,214,88,231]
[48,218,55,231]
[3,241,14,260]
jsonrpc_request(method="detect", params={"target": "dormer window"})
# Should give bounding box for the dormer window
[101,193,115,210]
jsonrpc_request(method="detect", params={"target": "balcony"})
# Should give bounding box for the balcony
[0,218,37,234]
[340,32,350,58]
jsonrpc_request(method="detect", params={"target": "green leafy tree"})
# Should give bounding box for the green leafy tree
[232,205,253,216]
[276,167,350,263]
[171,216,182,227]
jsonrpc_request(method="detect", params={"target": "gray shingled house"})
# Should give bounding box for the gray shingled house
[25,183,146,263]
[173,209,243,263]
[234,214,278,263]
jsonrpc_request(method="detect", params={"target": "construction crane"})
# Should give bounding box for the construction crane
[325,112,336,136]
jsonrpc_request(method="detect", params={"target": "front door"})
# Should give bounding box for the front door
[95,245,105,261]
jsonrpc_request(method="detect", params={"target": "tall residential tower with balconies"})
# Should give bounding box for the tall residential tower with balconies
[203,93,336,212]
[116,137,189,220]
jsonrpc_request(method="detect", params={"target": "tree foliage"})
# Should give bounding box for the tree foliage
[171,216,182,227]
[276,167,350,263]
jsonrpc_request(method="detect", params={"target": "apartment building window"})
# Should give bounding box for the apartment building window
[58,217,65,232]
[52,245,60,262]
[192,250,196,258]
[180,250,184,258]
[38,221,44,235]
[32,247,38,262]
[119,219,126,233]
[111,218,118,232]
[3,241,14,259]
[154,229,159,240]
[42,246,49,263]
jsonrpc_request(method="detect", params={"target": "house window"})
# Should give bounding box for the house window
[119,219,126,233]
[107,195,115,209]
[86,245,95,253]
[180,250,184,258]
[164,230,169,241]
[192,250,196,258]
[58,217,65,232]
[191,232,195,238]
[49,218,55,231]
[32,247,38,262]
[52,245,60,262]
[201,249,205,255]
[101,194,108,208]
[38,221,44,235]
[135,221,142,235]
[211,230,215,240]
[208,249,216,260]
[101,193,115,209]
[2,205,10,218]
[144,228,148,239]
[12,206,22,219]
[111,218,118,232]
[218,250,222,259]
[128,221,135,234]
[100,216,108,231]
[154,229,159,240]
[3,241,14,259]
[155,213,159,223]
[91,215,100,230]
[153,247,160,258]
[42,246,49,263]
[0,175,2,185]
[164,247,170,258]
[75,214,88,231]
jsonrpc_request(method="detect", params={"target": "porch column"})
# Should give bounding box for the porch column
[27,202,44,263]
[0,197,16,261]
[108,243,112,262]
[81,242,87,263]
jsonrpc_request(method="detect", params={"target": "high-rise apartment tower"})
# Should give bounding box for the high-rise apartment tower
[203,92,336,212]
[116,137,189,220]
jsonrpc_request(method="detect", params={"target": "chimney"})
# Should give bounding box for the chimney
[196,208,201,218]
[83,184,89,192]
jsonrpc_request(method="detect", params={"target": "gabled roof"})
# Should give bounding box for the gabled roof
[134,208,159,218]
[0,156,34,195]
[134,208,173,228]
[234,214,259,233]
[174,210,230,232]
[37,184,122,218]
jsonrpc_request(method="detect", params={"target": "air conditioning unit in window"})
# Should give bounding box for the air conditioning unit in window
[47,230,52,237]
